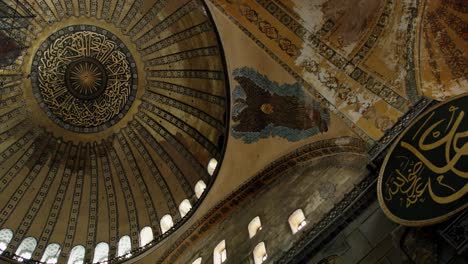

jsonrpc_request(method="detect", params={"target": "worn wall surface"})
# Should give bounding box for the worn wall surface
[155,137,369,263]
[309,201,467,264]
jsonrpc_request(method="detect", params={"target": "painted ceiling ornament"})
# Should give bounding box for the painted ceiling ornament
[31,25,137,133]
[415,0,467,100]
[378,93,468,226]
[231,67,330,143]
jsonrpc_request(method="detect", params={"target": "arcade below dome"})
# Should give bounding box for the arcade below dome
[31,25,138,133]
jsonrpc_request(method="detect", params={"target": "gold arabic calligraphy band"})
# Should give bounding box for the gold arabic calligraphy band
[30,25,138,133]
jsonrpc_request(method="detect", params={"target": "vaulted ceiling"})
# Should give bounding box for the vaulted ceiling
[0,0,466,263]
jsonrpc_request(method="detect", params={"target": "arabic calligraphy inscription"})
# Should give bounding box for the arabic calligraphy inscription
[378,94,467,226]
[30,25,138,133]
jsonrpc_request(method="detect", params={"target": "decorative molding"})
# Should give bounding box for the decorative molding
[207,0,376,147]
[368,96,434,162]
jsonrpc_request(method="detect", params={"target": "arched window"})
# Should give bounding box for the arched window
[92,242,109,263]
[207,158,218,176]
[67,245,85,264]
[41,243,61,264]
[192,257,202,264]
[0,229,13,253]
[248,216,262,238]
[213,240,227,264]
[288,209,307,234]
[139,227,153,247]
[253,242,268,264]
[179,199,192,218]
[194,180,206,199]
[160,214,174,234]
[117,236,131,257]
[15,237,37,260]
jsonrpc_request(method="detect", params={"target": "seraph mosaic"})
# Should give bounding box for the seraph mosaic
[232,67,330,143]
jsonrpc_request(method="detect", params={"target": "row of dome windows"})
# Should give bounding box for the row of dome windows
[0,180,214,264]
[190,208,307,264]
[1,225,166,263]
[0,159,218,264]
[1,231,138,263]
[0,197,203,264]
[0,159,220,263]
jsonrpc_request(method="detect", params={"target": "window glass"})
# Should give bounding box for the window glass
[160,215,174,234]
[92,242,109,263]
[179,199,192,218]
[15,237,37,260]
[67,245,85,264]
[41,243,61,264]
[0,229,13,253]
[117,236,131,257]
[139,227,153,247]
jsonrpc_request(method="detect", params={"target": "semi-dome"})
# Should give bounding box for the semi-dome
[0,0,229,263]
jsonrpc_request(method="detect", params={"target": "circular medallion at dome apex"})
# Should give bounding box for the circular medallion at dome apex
[31,25,137,133]
[65,57,108,100]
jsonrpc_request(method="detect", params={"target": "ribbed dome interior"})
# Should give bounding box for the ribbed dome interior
[0,0,229,263]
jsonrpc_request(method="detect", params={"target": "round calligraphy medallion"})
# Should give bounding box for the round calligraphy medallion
[65,57,108,100]
[378,93,468,226]
[31,25,137,133]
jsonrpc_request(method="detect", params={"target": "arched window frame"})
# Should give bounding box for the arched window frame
[179,199,192,218]
[67,245,85,264]
[139,227,153,247]
[0,229,13,253]
[194,180,206,199]
[160,214,174,234]
[207,158,218,176]
[40,243,61,264]
[15,237,37,260]
[117,236,131,257]
[92,242,109,263]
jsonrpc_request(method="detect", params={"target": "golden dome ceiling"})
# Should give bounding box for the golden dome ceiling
[0,0,228,263]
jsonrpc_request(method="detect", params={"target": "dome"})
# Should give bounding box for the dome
[0,0,229,263]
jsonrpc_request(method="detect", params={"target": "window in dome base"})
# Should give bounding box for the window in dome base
[194,180,207,199]
[67,245,85,264]
[117,236,131,257]
[207,158,218,176]
[92,242,109,263]
[139,227,153,247]
[0,229,13,254]
[41,243,61,264]
[15,237,37,261]
[179,199,192,218]
[160,215,174,234]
